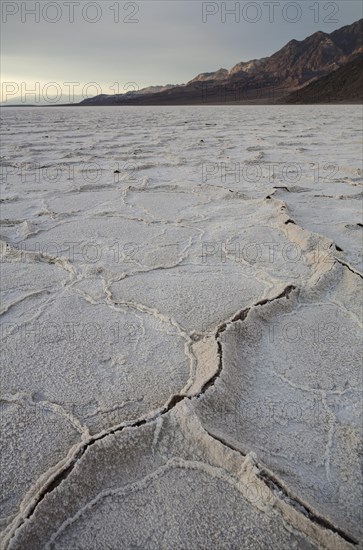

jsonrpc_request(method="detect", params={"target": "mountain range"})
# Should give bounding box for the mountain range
[80,18,363,105]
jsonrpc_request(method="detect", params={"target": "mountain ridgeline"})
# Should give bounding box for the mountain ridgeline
[80,19,363,105]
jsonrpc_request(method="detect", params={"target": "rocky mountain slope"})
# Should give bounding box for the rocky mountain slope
[286,53,363,103]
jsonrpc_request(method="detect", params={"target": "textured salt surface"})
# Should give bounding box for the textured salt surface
[0,106,362,549]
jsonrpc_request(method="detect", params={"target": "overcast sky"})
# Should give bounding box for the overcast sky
[1,0,362,102]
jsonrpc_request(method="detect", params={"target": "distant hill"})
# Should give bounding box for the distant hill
[79,18,363,106]
[286,54,363,103]
[80,85,179,106]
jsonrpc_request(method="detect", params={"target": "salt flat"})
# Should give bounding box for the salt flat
[0,105,362,549]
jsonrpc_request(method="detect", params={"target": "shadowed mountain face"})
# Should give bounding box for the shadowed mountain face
[286,54,363,103]
[246,18,363,86]
[80,18,363,105]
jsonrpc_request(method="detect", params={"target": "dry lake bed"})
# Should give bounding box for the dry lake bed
[0,105,362,549]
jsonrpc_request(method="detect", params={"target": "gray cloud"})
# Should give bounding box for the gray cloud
[1,0,362,100]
